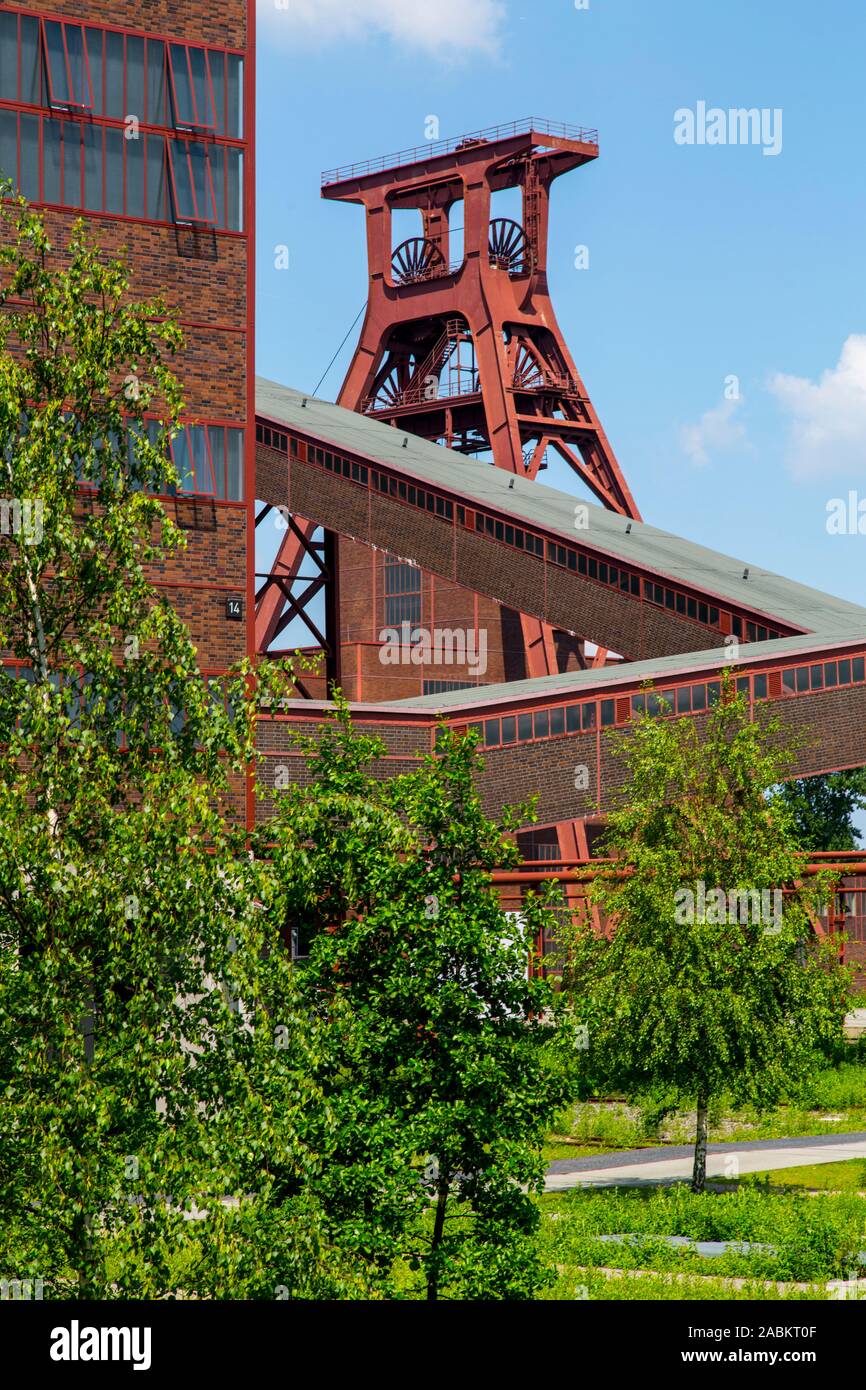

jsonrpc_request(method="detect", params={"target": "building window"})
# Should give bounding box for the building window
[41,19,94,109]
[422,679,475,695]
[166,137,217,223]
[0,15,244,228]
[167,43,217,130]
[383,558,421,626]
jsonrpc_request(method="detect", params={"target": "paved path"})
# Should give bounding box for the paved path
[545,1131,866,1191]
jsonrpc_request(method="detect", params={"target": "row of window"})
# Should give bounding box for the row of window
[423,679,476,695]
[267,424,793,645]
[465,698,616,751]
[0,109,243,228]
[782,657,865,696]
[73,420,244,501]
[464,506,545,557]
[458,655,866,751]
[0,12,243,137]
[0,665,235,740]
[258,424,288,452]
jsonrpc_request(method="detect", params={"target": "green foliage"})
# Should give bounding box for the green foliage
[266,708,574,1299]
[775,769,866,851]
[0,199,351,1299]
[540,1185,866,1284]
[564,676,852,1191]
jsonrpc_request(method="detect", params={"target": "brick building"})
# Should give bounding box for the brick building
[0,0,255,812]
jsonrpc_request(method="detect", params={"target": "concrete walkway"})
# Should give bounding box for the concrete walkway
[545,1130,866,1191]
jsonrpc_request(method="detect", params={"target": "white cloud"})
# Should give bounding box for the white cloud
[679,396,746,468]
[258,0,506,59]
[768,335,866,479]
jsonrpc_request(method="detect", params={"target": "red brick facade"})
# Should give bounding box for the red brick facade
[2,2,255,809]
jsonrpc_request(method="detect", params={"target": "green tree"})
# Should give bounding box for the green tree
[566,677,851,1192]
[776,769,866,851]
[266,706,572,1300]
[0,195,350,1299]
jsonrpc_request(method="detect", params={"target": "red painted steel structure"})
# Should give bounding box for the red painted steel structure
[321,119,641,690]
[491,855,866,980]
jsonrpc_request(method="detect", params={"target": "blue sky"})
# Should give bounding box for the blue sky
[254,0,866,610]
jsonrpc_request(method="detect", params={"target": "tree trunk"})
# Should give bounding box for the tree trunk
[692,1094,708,1193]
[426,1176,449,1302]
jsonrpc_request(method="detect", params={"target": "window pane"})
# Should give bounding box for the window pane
[43,116,63,203]
[188,140,215,220]
[19,114,38,200]
[226,429,244,500]
[126,132,144,216]
[226,54,243,137]
[582,703,596,730]
[226,148,243,229]
[44,21,91,106]
[63,119,81,206]
[824,662,838,688]
[20,16,40,105]
[676,686,690,714]
[484,719,500,747]
[83,124,102,210]
[838,659,851,684]
[146,39,166,124]
[534,709,549,739]
[0,110,17,190]
[172,428,192,489]
[550,706,565,736]
[566,704,580,734]
[753,673,768,699]
[795,667,809,693]
[208,426,226,497]
[104,30,124,119]
[810,664,823,690]
[169,44,194,124]
[517,712,532,741]
[501,716,516,744]
[86,28,103,114]
[188,425,214,492]
[600,699,615,727]
[0,14,18,100]
[188,46,216,127]
[126,35,144,122]
[102,126,122,212]
[146,134,167,220]
[691,684,706,711]
[854,657,865,682]
[209,49,225,134]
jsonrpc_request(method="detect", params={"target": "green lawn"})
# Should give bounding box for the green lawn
[536,1184,866,1299]
[718,1159,866,1192]
[539,1059,866,1300]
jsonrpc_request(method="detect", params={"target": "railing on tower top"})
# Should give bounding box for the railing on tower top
[321,118,599,187]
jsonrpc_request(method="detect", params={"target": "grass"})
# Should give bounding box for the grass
[540,1060,866,1300]
[719,1160,866,1193]
[537,1184,866,1295]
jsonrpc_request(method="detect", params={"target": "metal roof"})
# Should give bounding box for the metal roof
[255,377,866,715]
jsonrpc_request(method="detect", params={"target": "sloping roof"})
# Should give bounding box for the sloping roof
[255,377,866,716]
[256,377,866,636]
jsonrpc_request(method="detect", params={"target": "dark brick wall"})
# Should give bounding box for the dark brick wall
[17,0,247,48]
[261,449,734,679]
[3,4,254,684]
